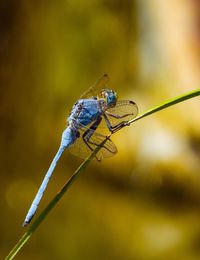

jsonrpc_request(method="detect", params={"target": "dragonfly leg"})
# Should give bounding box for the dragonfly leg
[106,110,133,119]
[82,117,102,160]
[83,116,102,140]
[103,114,127,133]
[82,117,114,160]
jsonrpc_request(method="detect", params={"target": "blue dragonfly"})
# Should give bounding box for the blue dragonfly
[23,74,138,226]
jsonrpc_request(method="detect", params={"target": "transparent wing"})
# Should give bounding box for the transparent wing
[105,100,138,126]
[80,74,109,99]
[68,127,117,161]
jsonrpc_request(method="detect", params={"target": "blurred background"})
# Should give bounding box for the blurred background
[1,0,200,259]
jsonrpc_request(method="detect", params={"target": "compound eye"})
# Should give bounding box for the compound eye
[100,90,106,98]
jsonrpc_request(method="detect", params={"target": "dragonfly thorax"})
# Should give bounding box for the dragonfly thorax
[99,89,117,109]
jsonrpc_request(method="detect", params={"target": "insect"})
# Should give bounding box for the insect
[23,74,138,226]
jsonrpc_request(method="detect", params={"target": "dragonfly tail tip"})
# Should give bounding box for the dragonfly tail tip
[22,222,27,228]
[22,220,30,227]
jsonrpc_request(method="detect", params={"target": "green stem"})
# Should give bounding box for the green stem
[5,88,200,260]
[5,140,103,260]
[129,88,200,124]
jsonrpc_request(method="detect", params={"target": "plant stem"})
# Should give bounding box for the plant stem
[113,88,200,134]
[5,137,106,260]
[129,88,200,125]
[5,88,200,260]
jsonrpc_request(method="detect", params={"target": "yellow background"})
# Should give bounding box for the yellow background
[1,1,200,259]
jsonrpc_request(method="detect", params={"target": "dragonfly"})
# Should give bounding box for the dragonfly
[23,74,138,226]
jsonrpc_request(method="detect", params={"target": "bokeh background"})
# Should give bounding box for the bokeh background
[1,1,200,259]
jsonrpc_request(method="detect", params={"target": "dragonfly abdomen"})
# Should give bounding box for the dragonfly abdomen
[61,127,78,148]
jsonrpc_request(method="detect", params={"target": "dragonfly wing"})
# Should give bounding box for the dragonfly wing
[68,128,117,161]
[80,74,109,99]
[105,100,138,126]
[90,131,117,160]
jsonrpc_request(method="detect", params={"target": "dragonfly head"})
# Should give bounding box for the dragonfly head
[99,89,117,108]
